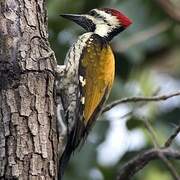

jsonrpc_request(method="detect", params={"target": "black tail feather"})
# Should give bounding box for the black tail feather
[58,143,73,180]
[58,111,86,180]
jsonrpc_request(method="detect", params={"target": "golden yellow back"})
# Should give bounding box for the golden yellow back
[80,35,115,125]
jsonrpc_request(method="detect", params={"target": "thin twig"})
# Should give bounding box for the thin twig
[154,0,180,23]
[158,153,180,180]
[143,119,159,148]
[165,124,180,147]
[143,119,180,180]
[114,21,171,52]
[102,91,180,113]
[117,148,180,180]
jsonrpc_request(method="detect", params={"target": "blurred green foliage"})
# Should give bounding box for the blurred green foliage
[48,0,180,179]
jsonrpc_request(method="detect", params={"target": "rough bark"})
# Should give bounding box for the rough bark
[0,0,58,179]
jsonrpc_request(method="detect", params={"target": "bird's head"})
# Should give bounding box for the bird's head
[61,8,132,41]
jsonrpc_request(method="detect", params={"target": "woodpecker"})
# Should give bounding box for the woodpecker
[56,8,132,179]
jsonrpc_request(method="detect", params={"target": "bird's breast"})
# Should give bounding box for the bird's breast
[80,35,115,123]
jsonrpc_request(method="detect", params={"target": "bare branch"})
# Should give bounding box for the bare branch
[165,124,180,147]
[113,21,171,52]
[102,91,180,113]
[159,153,180,180]
[113,1,180,54]
[117,148,180,180]
[143,119,159,148]
[154,0,180,23]
[143,119,180,180]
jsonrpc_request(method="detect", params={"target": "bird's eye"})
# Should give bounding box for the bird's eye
[89,10,96,16]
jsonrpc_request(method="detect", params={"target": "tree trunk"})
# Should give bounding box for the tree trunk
[0,0,58,179]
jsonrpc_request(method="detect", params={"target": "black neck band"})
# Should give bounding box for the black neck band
[105,26,125,41]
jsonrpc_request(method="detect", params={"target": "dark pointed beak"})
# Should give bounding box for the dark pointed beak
[60,14,83,22]
[60,14,95,32]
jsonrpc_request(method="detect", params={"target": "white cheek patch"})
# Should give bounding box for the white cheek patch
[95,24,113,37]
[88,9,121,37]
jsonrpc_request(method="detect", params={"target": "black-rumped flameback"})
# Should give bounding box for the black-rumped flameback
[57,8,132,179]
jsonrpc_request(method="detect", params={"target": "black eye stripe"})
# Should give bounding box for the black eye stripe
[89,10,98,16]
[89,10,103,18]
[89,10,111,25]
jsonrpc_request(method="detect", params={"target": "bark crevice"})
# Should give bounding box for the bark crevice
[0,0,59,179]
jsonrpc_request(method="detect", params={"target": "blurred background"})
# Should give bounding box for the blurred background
[48,0,180,179]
